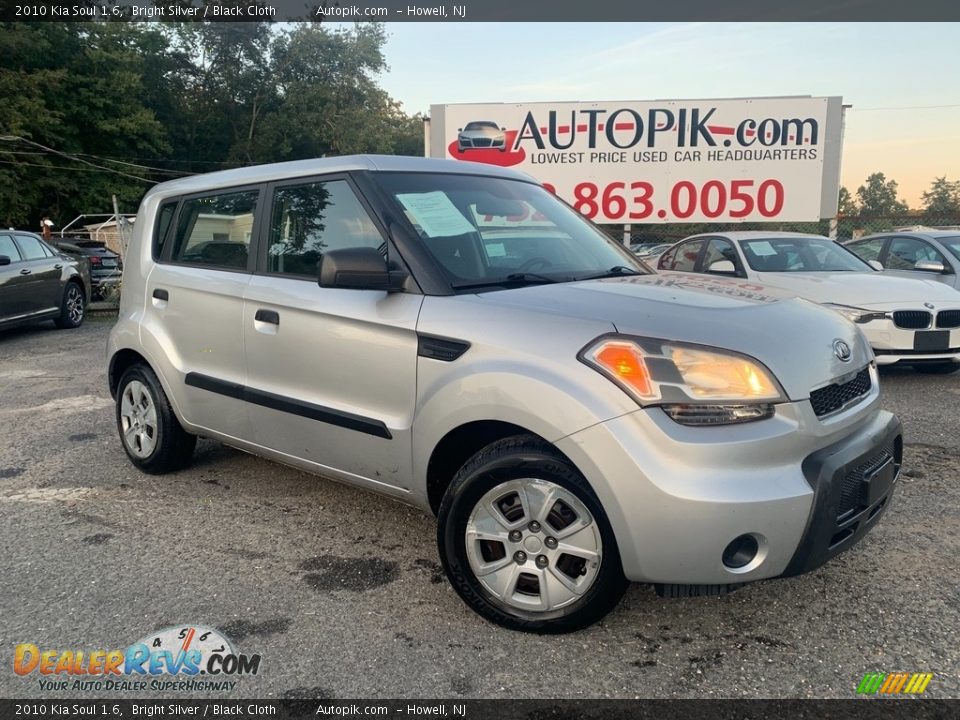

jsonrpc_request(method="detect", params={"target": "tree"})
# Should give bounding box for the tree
[920,177,960,216]
[855,172,909,216]
[838,186,858,215]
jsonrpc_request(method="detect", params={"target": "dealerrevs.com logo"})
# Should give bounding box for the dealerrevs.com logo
[14,625,260,693]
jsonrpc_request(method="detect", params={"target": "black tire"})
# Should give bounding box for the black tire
[437,434,629,633]
[913,362,960,375]
[53,281,85,329]
[116,363,197,474]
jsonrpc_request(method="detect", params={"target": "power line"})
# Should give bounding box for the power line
[0,158,148,175]
[74,153,192,176]
[0,136,155,182]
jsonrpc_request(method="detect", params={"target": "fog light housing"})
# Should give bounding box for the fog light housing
[722,534,759,569]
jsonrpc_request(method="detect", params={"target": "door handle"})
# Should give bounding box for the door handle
[54,264,62,269]
[254,309,280,325]
[20,268,31,276]
[152,288,169,301]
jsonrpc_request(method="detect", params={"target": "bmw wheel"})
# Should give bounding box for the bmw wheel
[437,435,628,633]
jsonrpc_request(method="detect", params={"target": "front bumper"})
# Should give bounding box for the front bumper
[555,400,901,585]
[862,321,960,364]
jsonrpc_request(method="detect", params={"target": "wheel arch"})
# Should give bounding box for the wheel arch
[426,420,580,516]
[108,348,151,400]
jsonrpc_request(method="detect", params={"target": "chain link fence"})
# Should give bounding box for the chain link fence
[601,215,960,247]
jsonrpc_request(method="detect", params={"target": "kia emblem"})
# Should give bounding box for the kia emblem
[833,339,852,362]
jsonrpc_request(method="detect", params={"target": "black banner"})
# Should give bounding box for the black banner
[3,0,960,22]
[1,699,958,720]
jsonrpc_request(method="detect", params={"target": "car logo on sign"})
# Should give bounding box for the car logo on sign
[833,339,852,362]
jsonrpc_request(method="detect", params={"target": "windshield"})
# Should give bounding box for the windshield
[464,122,499,131]
[938,236,960,262]
[373,172,647,290]
[739,237,872,273]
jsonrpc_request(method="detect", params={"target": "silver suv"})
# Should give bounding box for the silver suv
[108,156,902,633]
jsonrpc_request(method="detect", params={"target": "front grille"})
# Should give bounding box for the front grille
[809,367,872,417]
[838,444,895,519]
[473,138,493,147]
[937,310,960,329]
[893,310,932,329]
[874,347,960,356]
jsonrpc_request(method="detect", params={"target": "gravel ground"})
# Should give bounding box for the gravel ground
[0,319,957,699]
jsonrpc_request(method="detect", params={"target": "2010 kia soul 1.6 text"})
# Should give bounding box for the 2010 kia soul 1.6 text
[107,156,902,633]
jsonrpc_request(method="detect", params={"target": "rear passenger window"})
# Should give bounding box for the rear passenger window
[267,180,384,277]
[14,234,47,261]
[0,235,21,261]
[661,239,704,272]
[153,200,178,260]
[172,190,258,270]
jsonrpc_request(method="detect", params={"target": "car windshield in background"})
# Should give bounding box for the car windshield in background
[464,122,499,130]
[938,236,960,262]
[373,172,646,289]
[739,237,872,273]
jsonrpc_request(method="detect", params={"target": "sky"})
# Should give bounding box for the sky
[376,22,960,207]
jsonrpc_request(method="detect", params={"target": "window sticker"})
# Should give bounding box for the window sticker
[748,241,778,256]
[395,192,476,238]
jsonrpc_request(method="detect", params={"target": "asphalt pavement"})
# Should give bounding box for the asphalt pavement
[1,319,957,699]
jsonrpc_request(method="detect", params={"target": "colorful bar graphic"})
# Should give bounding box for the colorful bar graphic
[857,672,933,695]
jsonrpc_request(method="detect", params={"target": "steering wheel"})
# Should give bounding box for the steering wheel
[517,257,552,273]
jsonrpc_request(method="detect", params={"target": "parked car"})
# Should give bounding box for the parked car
[457,121,507,152]
[0,230,90,331]
[108,156,901,632]
[50,237,122,300]
[658,232,960,373]
[843,231,960,290]
[635,242,674,264]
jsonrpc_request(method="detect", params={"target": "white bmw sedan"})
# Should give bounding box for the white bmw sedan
[658,232,960,374]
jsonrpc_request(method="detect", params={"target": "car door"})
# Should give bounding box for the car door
[883,236,953,285]
[0,233,29,320]
[144,186,262,440]
[242,174,422,494]
[11,233,62,314]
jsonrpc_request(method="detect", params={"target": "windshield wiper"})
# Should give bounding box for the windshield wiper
[451,272,564,290]
[578,265,646,281]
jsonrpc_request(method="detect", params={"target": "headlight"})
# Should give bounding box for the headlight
[579,336,785,425]
[823,303,888,324]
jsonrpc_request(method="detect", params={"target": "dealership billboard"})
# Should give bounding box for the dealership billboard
[427,96,845,224]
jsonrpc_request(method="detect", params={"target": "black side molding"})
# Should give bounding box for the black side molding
[184,372,392,439]
[418,333,471,362]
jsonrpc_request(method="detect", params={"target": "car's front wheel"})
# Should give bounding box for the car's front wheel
[116,364,197,474]
[437,435,628,633]
[53,281,85,329]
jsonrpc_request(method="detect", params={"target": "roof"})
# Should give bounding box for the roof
[686,231,831,241]
[143,154,536,201]
[859,229,960,240]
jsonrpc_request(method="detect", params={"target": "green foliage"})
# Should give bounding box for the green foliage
[855,172,909,216]
[838,186,858,215]
[920,177,960,216]
[0,21,424,228]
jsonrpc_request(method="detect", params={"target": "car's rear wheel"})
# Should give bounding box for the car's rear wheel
[913,362,960,375]
[116,364,197,474]
[53,281,85,329]
[437,435,628,633]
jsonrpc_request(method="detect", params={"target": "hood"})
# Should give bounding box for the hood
[752,271,960,310]
[474,273,873,400]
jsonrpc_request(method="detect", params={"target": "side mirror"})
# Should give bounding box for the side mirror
[707,259,736,274]
[500,127,506,131]
[868,260,884,271]
[318,247,407,292]
[915,260,945,273]
[0,255,10,266]
[457,128,463,132]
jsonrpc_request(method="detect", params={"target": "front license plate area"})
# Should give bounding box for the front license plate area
[914,330,949,351]
[863,459,895,506]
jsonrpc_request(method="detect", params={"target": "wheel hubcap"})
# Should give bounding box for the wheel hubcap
[464,478,603,612]
[119,380,158,458]
[66,286,83,323]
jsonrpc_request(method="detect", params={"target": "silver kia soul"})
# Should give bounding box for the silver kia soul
[108,155,902,633]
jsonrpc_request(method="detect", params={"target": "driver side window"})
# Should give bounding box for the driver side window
[886,236,946,271]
